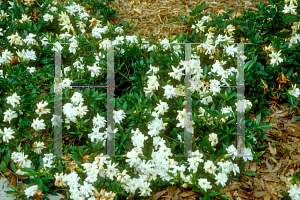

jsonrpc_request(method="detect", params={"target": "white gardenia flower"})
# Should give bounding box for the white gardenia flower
[70,92,84,105]
[43,13,54,22]
[209,133,218,147]
[198,178,212,192]
[35,100,51,117]
[162,85,177,100]
[19,14,32,23]
[226,144,238,159]
[7,32,23,46]
[28,67,36,74]
[215,173,228,187]
[288,84,300,98]
[235,99,252,113]
[168,65,184,81]
[25,185,38,197]
[31,117,46,132]
[6,93,21,108]
[80,181,95,198]
[93,113,107,129]
[87,63,102,77]
[288,34,300,48]
[113,110,126,124]
[74,102,88,119]
[154,100,169,116]
[23,33,37,45]
[203,160,217,175]
[99,38,112,51]
[288,184,300,199]
[115,27,124,34]
[117,170,130,183]
[1,49,13,65]
[200,96,213,105]
[191,21,206,33]
[24,49,37,61]
[32,141,46,154]
[269,50,283,67]
[217,160,233,175]
[231,163,240,176]
[242,147,253,161]
[69,41,78,54]
[60,78,73,88]
[225,44,238,57]
[3,108,18,124]
[282,3,297,15]
[105,160,119,180]
[0,127,15,143]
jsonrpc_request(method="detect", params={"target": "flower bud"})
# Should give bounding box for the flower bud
[76,168,83,172]
[72,29,77,36]
[224,154,229,159]
[246,107,250,112]
[167,80,172,84]
[254,100,258,104]
[292,72,298,78]
[129,44,133,48]
[165,118,171,122]
[107,21,111,29]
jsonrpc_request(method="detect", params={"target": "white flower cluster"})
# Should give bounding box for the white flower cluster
[288,84,300,99]
[53,154,116,199]
[62,92,89,129]
[282,0,298,15]
[158,38,182,55]
[131,128,149,148]
[176,108,195,134]
[11,151,32,176]
[226,144,253,162]
[287,183,300,200]
[191,16,212,34]
[235,99,252,113]
[24,185,43,198]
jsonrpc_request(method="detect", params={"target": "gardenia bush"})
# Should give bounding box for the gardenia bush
[0,0,300,200]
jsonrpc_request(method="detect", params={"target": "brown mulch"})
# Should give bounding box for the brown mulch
[107,0,271,43]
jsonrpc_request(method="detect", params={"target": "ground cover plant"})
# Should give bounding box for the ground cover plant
[0,0,300,200]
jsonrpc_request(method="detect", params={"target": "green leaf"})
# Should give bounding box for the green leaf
[111,182,116,190]
[76,168,84,172]
[294,116,300,121]
[166,172,175,178]
[120,134,127,144]
[37,178,43,190]
[5,191,16,194]
[257,124,272,130]
[19,168,36,173]
[219,194,232,199]
[8,183,16,191]
[255,71,269,76]
[256,151,265,157]
[244,56,257,71]
[241,171,257,176]
[208,192,220,197]
[257,144,268,148]
[255,113,261,127]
